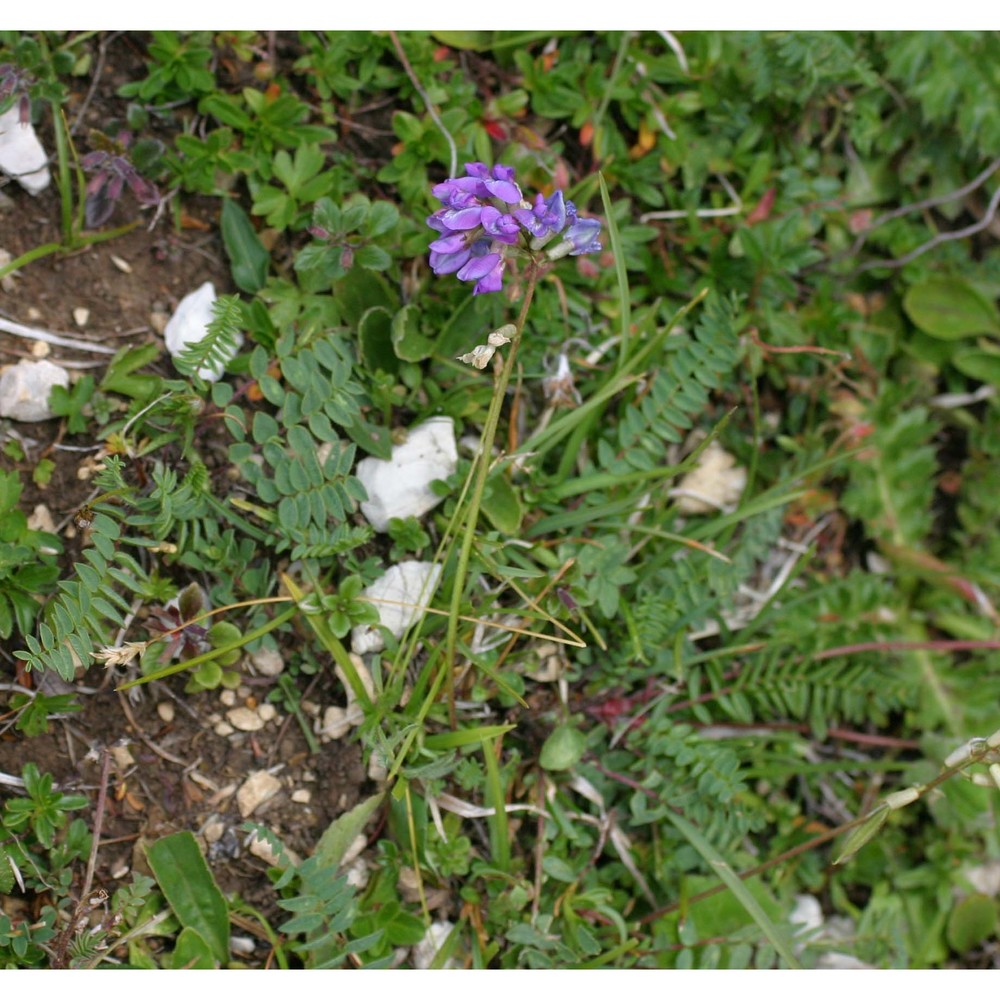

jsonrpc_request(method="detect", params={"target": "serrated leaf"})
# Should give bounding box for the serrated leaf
[313,792,385,872]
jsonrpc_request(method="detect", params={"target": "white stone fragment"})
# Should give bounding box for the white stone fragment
[672,442,747,514]
[248,646,284,677]
[319,703,363,741]
[156,701,175,723]
[356,417,457,531]
[213,722,235,737]
[351,560,443,654]
[219,689,237,707]
[0,106,51,195]
[26,504,56,534]
[163,281,242,382]
[227,707,266,732]
[291,788,312,805]
[257,703,277,723]
[0,359,69,422]
[247,831,282,865]
[237,770,282,817]
[73,307,90,327]
[412,920,457,970]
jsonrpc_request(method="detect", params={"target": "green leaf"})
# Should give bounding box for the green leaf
[664,809,802,969]
[391,305,435,362]
[539,724,586,771]
[169,927,218,969]
[355,244,392,271]
[221,198,270,293]
[481,472,523,534]
[953,348,1000,387]
[313,792,385,872]
[834,805,890,865]
[947,894,998,954]
[903,276,1000,339]
[358,306,399,375]
[147,831,230,965]
[424,724,515,750]
[431,31,496,52]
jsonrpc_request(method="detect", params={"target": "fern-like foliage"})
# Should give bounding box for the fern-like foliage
[172,293,244,381]
[15,461,147,680]
[226,331,378,558]
[839,386,939,548]
[598,291,743,476]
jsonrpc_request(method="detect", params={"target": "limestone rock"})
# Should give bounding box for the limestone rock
[672,442,747,514]
[163,282,242,381]
[0,106,51,195]
[356,417,457,531]
[236,770,282,817]
[351,560,442,654]
[0,359,69,421]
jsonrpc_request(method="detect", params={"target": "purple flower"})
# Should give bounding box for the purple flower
[514,191,568,242]
[546,217,603,260]
[427,161,601,294]
[81,146,160,228]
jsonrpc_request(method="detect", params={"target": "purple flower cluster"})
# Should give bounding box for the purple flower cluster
[427,162,602,294]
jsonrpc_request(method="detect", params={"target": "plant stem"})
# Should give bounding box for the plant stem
[444,267,539,725]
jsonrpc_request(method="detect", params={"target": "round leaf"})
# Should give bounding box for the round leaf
[539,724,586,771]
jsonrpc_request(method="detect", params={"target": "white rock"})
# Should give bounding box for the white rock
[227,707,266,732]
[356,417,457,531]
[26,504,56,534]
[672,442,747,514]
[344,857,370,890]
[163,281,242,382]
[0,359,69,421]
[319,703,363,741]
[412,920,457,970]
[156,701,175,723]
[0,106,51,195]
[73,307,90,327]
[291,788,312,804]
[257,703,277,723]
[236,770,282,817]
[249,646,284,677]
[246,831,283,865]
[219,689,237,707]
[368,754,388,783]
[351,561,442,654]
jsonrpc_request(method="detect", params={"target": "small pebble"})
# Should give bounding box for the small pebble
[219,689,237,707]
[237,771,282,818]
[110,254,132,274]
[227,707,265,732]
[73,307,90,327]
[30,340,49,358]
[291,789,312,804]
[249,647,284,677]
[214,721,235,737]
[257,703,277,723]
[156,701,175,723]
[202,820,225,844]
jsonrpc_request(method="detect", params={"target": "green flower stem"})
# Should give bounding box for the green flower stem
[444,267,539,725]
